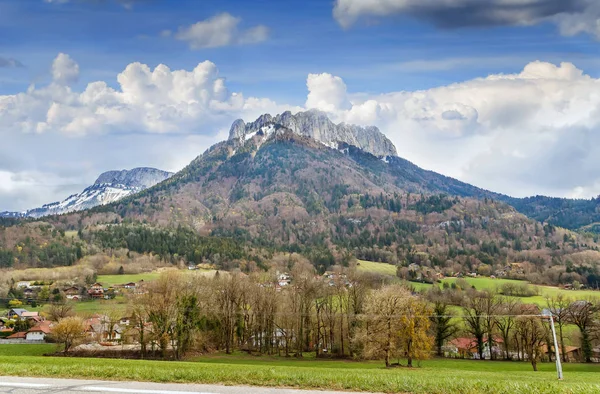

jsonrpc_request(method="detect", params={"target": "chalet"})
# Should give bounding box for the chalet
[26,322,52,341]
[63,286,80,300]
[88,283,104,299]
[122,282,137,290]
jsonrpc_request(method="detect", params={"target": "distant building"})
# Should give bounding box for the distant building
[87,283,105,299]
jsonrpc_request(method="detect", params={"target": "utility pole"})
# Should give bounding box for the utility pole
[544,313,563,380]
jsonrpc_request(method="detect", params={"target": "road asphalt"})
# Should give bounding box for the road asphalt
[0,377,373,394]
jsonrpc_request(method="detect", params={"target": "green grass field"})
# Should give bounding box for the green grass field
[357,260,600,306]
[0,345,599,393]
[96,273,162,287]
[356,260,397,276]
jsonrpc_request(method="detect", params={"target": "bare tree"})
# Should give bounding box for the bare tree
[566,298,599,363]
[515,305,546,371]
[462,290,487,359]
[496,297,521,360]
[545,294,571,362]
[482,290,501,360]
[46,301,75,322]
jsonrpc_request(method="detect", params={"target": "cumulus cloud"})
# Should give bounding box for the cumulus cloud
[305,73,351,112]
[173,13,269,49]
[0,57,24,68]
[0,53,296,211]
[306,61,600,198]
[333,0,600,39]
[51,53,79,86]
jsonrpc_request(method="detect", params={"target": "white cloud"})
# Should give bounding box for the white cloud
[0,53,294,211]
[333,0,600,39]
[52,53,79,86]
[174,13,269,49]
[306,61,600,198]
[305,73,351,112]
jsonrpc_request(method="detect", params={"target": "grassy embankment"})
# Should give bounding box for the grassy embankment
[0,345,599,393]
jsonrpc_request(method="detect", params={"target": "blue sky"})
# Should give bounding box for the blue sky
[2,0,600,210]
[3,0,599,100]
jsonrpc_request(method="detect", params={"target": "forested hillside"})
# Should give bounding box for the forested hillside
[1,129,598,288]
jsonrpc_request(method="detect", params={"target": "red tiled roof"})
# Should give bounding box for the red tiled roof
[28,322,52,334]
[6,331,26,339]
[450,337,476,350]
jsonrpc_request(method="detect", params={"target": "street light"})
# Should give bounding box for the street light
[541,310,563,380]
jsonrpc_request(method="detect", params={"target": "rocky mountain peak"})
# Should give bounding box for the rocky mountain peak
[227,110,398,157]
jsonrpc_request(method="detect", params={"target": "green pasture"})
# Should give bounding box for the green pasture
[0,345,599,393]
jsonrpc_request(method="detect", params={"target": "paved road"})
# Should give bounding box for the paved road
[0,377,369,394]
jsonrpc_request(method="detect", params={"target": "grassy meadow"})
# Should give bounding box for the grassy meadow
[358,260,600,305]
[0,345,599,393]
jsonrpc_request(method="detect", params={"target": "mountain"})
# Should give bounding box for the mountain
[1,111,599,287]
[0,167,173,219]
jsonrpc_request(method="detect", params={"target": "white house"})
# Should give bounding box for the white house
[26,322,52,341]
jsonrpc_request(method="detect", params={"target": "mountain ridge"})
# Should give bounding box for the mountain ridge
[228,109,398,158]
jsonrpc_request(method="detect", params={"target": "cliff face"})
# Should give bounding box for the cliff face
[228,109,398,157]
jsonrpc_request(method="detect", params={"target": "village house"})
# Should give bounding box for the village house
[6,331,26,340]
[6,308,28,319]
[21,311,41,323]
[63,286,80,300]
[87,283,105,299]
[84,315,124,342]
[121,282,137,290]
[542,344,582,362]
[447,337,503,359]
[25,321,52,341]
